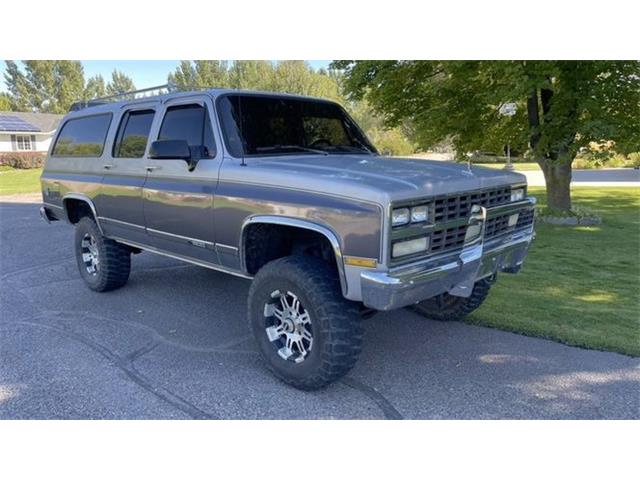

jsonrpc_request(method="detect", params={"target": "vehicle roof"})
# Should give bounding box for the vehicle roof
[65,88,340,119]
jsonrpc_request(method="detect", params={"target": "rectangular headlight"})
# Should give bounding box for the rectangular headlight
[392,236,429,258]
[411,205,429,223]
[392,208,410,226]
[511,188,525,202]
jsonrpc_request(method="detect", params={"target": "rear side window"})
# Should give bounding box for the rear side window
[113,109,155,158]
[158,104,216,157]
[52,114,112,157]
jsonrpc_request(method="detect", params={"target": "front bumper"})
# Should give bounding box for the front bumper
[360,197,536,311]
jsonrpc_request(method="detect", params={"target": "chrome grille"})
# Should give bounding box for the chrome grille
[434,186,511,222]
[429,225,467,253]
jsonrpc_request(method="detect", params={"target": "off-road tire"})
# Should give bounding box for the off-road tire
[248,255,363,390]
[410,278,492,322]
[74,217,131,292]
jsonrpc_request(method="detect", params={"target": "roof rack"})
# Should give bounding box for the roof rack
[69,83,179,112]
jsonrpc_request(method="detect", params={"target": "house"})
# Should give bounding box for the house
[0,111,63,153]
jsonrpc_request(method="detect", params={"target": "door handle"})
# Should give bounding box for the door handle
[103,164,113,170]
[146,166,160,172]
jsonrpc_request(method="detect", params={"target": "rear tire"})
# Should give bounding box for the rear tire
[410,278,493,322]
[248,256,363,390]
[74,217,131,292]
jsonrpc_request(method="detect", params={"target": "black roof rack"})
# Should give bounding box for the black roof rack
[69,83,178,112]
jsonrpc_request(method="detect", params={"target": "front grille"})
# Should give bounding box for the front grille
[429,225,467,253]
[434,186,511,222]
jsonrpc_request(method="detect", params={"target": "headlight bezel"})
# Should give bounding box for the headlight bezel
[392,204,430,227]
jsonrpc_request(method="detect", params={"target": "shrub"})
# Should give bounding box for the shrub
[0,152,46,169]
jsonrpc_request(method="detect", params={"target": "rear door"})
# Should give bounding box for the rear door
[96,103,157,244]
[142,95,221,264]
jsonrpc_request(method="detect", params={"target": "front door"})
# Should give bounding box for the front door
[142,95,221,264]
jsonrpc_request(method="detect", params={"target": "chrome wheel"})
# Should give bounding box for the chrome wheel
[81,233,100,275]
[263,290,313,364]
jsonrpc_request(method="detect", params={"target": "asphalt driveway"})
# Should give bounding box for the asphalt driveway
[1,200,638,419]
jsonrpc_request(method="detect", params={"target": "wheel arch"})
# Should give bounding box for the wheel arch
[240,215,348,297]
[62,194,103,234]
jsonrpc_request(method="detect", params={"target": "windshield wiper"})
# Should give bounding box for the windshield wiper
[255,145,329,156]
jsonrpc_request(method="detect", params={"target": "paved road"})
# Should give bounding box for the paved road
[520,168,639,187]
[1,200,638,419]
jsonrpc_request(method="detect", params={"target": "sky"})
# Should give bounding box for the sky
[0,60,331,93]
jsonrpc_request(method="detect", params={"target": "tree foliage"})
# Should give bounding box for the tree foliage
[84,74,106,100]
[333,60,640,210]
[3,60,85,113]
[106,70,136,96]
[0,92,12,111]
[168,60,414,155]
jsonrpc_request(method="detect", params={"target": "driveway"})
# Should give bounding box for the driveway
[1,199,638,419]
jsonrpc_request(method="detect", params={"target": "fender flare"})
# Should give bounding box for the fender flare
[240,215,348,296]
[62,194,104,234]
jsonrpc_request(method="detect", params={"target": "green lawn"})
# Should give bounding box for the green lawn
[467,187,640,356]
[0,167,42,195]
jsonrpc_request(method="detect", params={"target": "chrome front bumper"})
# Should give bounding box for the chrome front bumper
[360,197,536,311]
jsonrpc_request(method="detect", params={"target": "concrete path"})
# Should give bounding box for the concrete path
[519,168,639,187]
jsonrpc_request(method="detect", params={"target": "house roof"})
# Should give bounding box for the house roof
[0,111,63,133]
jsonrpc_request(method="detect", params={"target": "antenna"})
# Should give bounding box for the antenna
[239,94,247,167]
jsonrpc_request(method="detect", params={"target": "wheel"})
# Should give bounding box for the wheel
[410,278,493,322]
[248,256,363,390]
[74,217,131,292]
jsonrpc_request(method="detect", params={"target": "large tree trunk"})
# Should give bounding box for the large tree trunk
[539,158,573,212]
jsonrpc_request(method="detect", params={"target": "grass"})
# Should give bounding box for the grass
[1,166,638,355]
[467,187,640,357]
[0,167,42,195]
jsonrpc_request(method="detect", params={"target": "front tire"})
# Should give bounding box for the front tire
[411,278,493,322]
[248,256,363,390]
[74,217,131,292]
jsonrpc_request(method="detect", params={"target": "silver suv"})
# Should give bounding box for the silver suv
[40,87,536,390]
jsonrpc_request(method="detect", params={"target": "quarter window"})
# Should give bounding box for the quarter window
[113,109,155,158]
[52,114,112,157]
[158,104,216,157]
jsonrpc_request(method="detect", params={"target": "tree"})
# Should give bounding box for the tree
[84,74,106,100]
[168,60,231,89]
[0,92,12,111]
[333,60,640,211]
[3,60,85,113]
[106,70,136,96]
[167,60,418,157]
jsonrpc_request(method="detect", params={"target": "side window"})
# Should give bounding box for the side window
[52,114,112,157]
[113,109,155,158]
[158,104,216,157]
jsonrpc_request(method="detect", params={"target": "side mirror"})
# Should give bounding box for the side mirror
[149,140,191,160]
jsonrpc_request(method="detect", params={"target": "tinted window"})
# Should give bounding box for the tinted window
[158,104,215,157]
[113,109,155,158]
[217,95,377,157]
[52,114,112,157]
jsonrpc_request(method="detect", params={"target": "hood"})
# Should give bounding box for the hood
[225,154,527,205]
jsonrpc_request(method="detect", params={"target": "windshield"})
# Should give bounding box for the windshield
[217,94,378,157]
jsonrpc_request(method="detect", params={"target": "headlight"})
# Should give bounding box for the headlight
[511,188,525,202]
[392,208,410,226]
[410,205,429,223]
[392,236,429,258]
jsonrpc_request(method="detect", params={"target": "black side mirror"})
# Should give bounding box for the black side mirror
[150,140,191,160]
